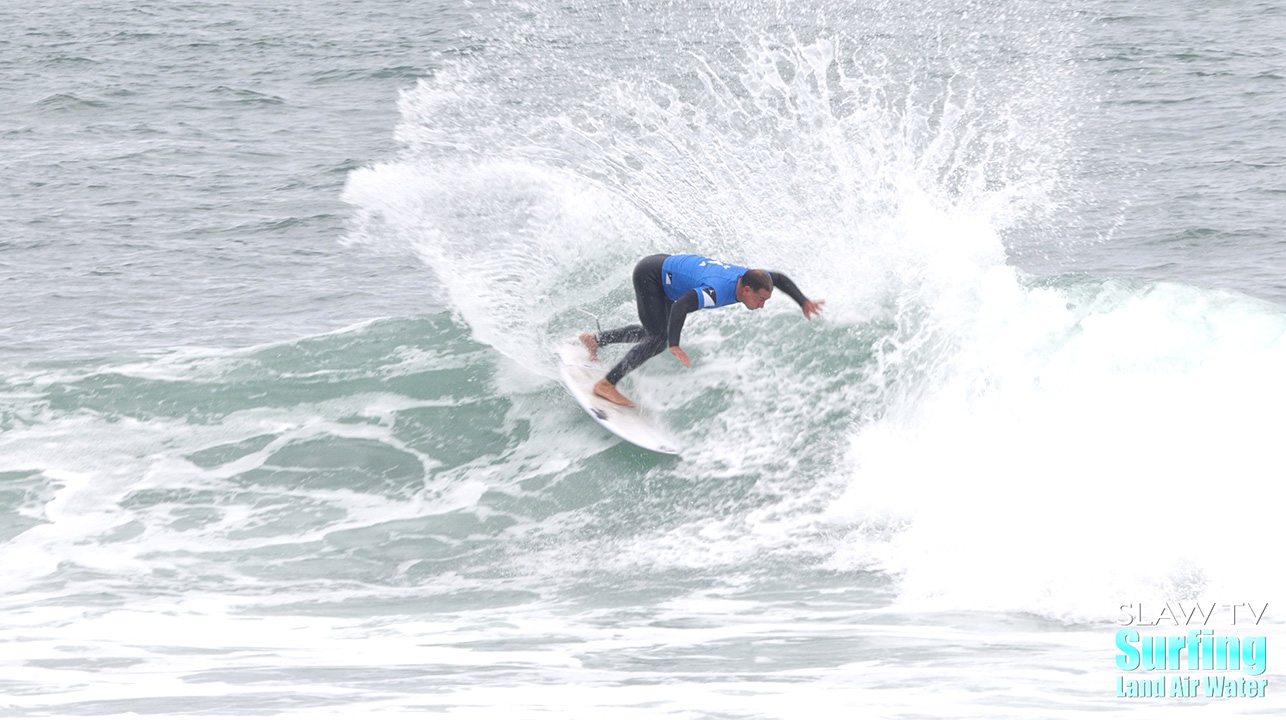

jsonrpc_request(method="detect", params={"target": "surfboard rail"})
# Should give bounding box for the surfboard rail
[556,345,681,455]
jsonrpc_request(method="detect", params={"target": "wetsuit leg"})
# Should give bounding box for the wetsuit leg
[605,254,671,385]
[606,335,668,384]
[631,254,672,337]
[595,324,647,345]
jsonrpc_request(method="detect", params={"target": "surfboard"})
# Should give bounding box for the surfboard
[556,345,681,455]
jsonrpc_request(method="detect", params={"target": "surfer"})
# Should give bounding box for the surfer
[580,253,824,407]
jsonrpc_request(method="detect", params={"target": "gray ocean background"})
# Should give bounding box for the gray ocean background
[2,0,1284,717]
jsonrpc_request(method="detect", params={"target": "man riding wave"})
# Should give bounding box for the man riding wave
[580,254,824,406]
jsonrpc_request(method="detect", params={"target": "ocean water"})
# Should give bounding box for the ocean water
[2,0,1284,717]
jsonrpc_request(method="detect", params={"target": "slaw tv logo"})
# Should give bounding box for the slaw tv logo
[1115,602,1268,699]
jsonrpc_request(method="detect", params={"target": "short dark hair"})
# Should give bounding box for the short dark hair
[739,269,774,293]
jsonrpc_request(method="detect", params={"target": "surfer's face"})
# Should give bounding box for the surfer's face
[739,287,772,310]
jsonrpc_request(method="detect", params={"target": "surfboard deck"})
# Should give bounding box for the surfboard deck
[556,345,681,455]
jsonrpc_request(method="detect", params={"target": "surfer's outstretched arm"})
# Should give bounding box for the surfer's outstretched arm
[769,271,825,319]
[666,290,700,367]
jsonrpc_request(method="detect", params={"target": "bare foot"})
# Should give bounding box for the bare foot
[579,332,599,362]
[593,378,634,407]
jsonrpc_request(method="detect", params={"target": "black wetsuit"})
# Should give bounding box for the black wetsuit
[595,254,810,384]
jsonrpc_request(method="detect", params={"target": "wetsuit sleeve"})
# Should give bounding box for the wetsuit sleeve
[668,290,700,347]
[769,271,809,307]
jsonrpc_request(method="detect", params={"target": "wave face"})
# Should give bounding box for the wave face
[340,0,1286,618]
[4,0,1286,716]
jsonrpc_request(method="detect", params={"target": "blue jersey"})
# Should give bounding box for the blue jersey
[660,255,748,309]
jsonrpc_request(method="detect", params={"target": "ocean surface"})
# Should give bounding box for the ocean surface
[2,0,1284,717]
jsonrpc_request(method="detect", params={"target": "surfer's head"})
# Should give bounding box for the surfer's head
[736,270,774,309]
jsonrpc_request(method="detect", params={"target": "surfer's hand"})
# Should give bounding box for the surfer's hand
[670,346,691,368]
[802,299,825,320]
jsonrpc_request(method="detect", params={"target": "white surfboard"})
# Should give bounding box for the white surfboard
[556,345,681,455]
